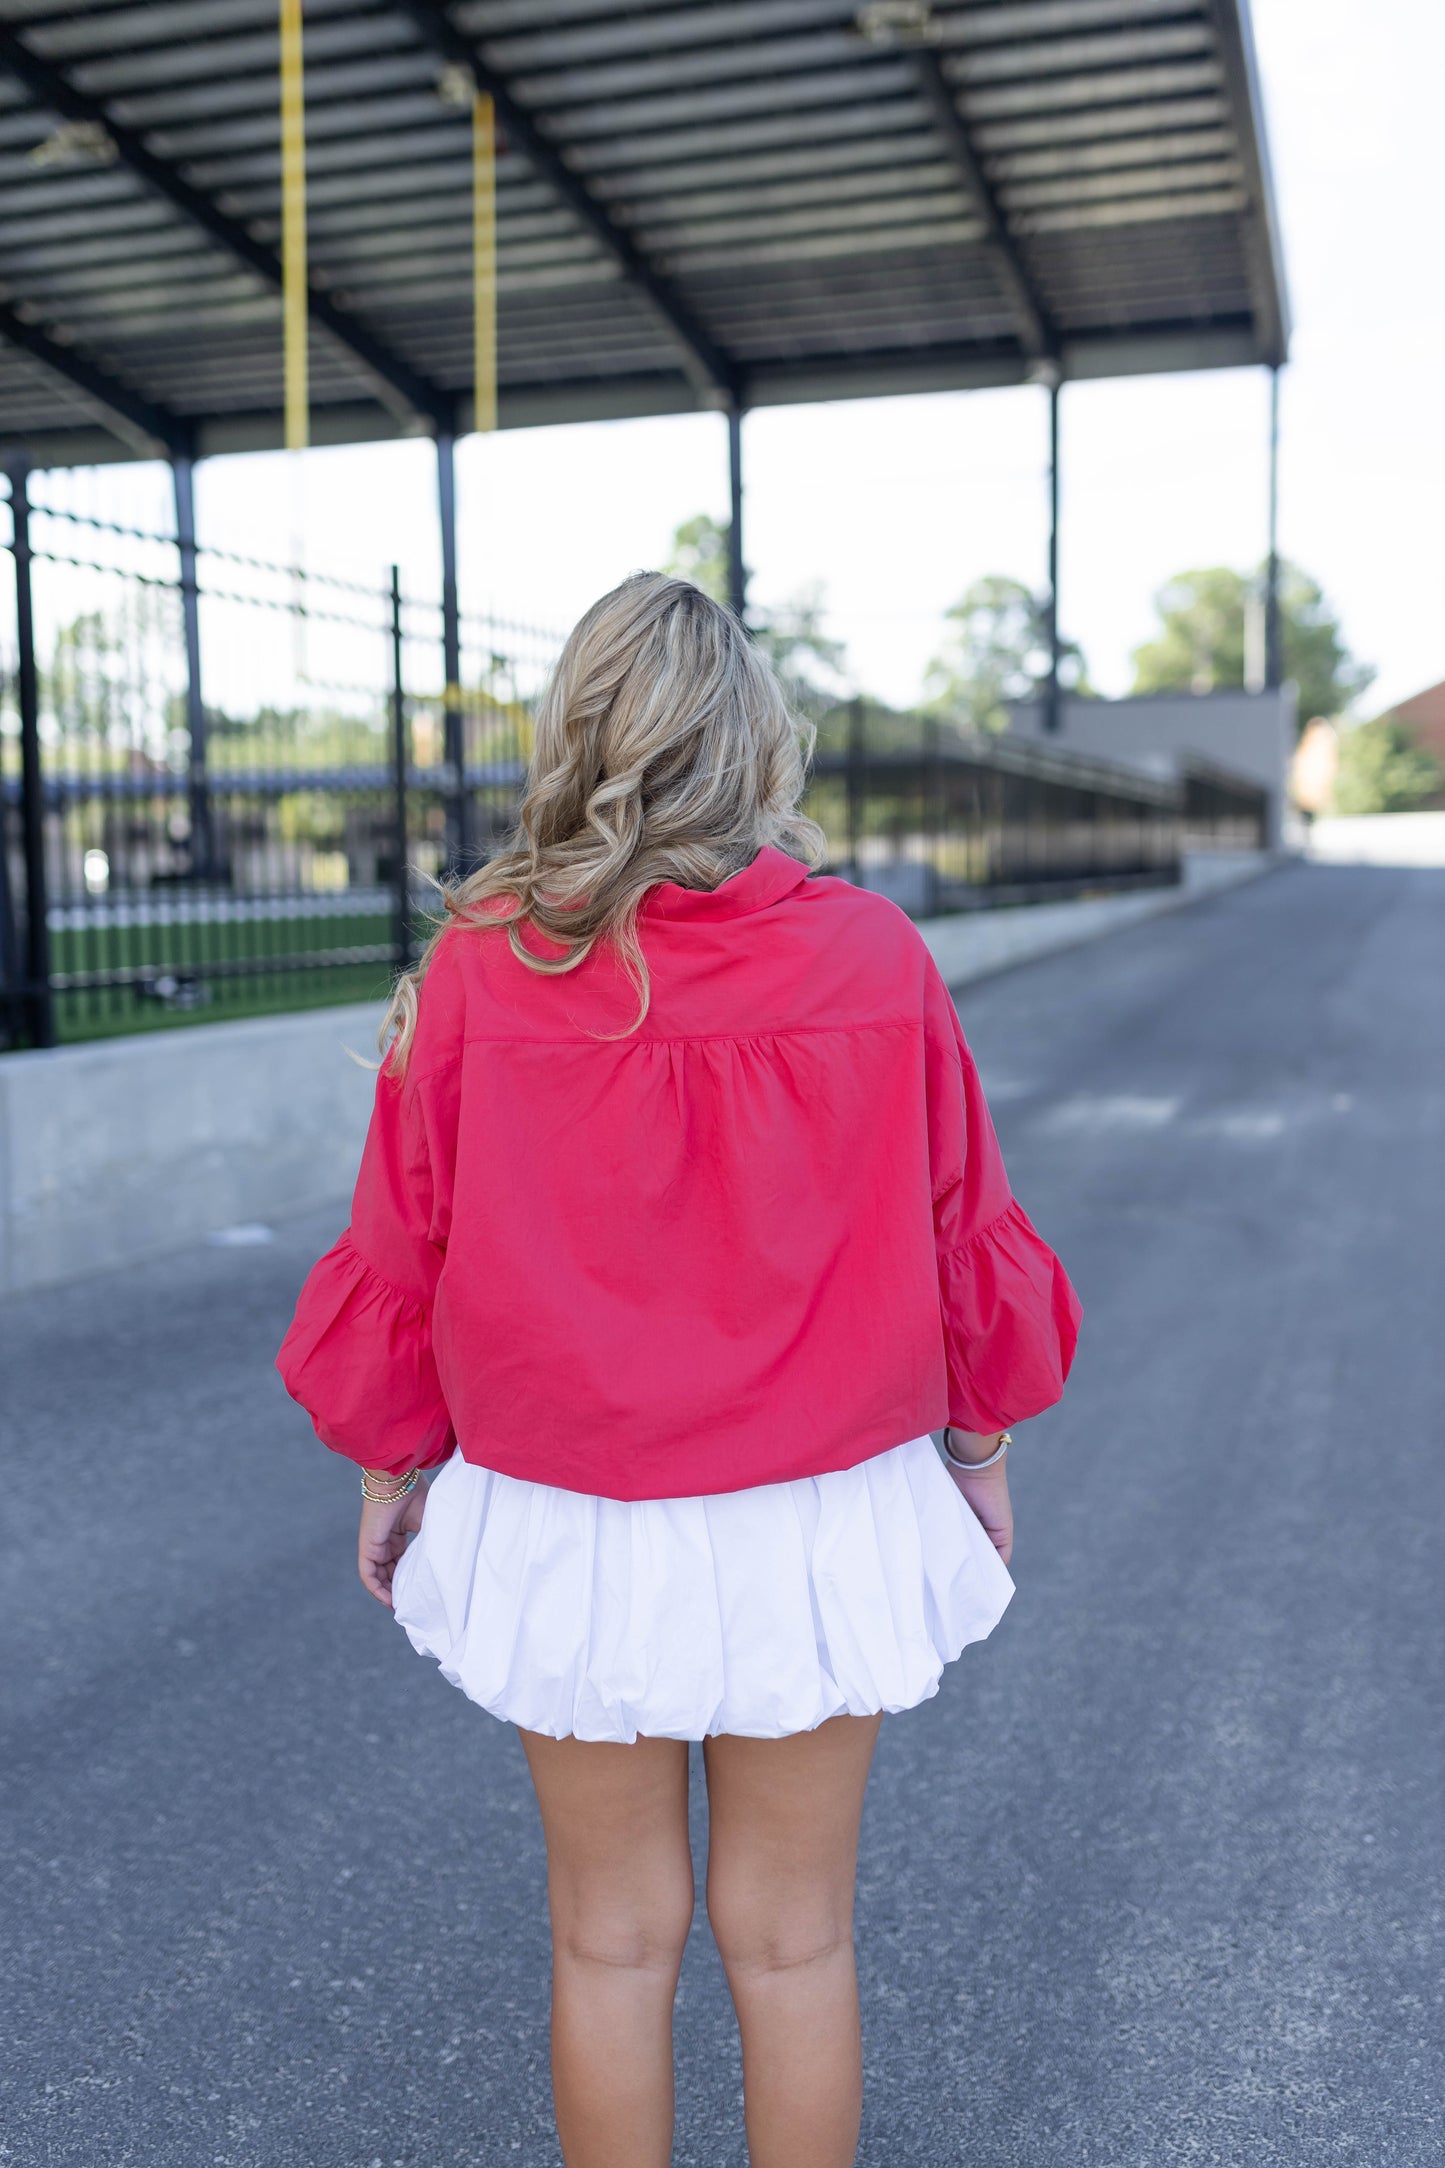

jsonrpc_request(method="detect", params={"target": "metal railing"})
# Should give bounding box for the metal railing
[1,464,1267,1051]
[804,698,1203,915]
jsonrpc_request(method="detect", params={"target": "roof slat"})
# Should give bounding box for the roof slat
[0,0,1288,459]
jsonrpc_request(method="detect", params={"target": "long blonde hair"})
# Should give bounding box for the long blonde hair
[381,571,826,1067]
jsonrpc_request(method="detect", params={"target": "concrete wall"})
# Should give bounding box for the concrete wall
[0,1003,381,1296]
[1008,687,1297,843]
[1306,811,1445,866]
[0,852,1277,1295]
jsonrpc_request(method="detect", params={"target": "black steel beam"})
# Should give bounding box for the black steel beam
[0,295,191,453]
[392,0,740,402]
[913,48,1057,364]
[0,24,456,433]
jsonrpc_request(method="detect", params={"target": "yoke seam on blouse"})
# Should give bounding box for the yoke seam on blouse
[459,1017,920,1051]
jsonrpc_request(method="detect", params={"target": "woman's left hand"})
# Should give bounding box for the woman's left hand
[943,1432,1014,1565]
[946,1456,1012,1566]
[358,1476,428,1608]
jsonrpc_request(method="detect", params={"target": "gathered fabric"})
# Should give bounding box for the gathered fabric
[278,847,1081,1500]
[391,1434,1015,1743]
[937,1200,1083,1433]
[272,1232,453,1471]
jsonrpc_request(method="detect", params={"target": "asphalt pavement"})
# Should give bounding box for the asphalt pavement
[3,861,1442,2167]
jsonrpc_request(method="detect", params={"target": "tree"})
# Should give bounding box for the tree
[1330,719,1442,816]
[1130,562,1374,724]
[923,575,1090,735]
[662,515,845,696]
[750,587,846,694]
[664,513,730,605]
[46,610,124,742]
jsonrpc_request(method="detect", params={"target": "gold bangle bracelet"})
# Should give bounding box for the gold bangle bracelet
[361,1467,420,1503]
[942,1428,1012,1472]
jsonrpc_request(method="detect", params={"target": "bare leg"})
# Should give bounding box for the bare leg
[519,1729,694,2168]
[703,1713,882,2168]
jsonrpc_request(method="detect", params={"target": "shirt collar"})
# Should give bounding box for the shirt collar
[643,844,811,922]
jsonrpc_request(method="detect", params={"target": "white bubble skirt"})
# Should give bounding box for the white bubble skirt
[390,1434,1014,1744]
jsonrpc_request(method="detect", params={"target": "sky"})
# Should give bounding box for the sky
[57,0,1445,717]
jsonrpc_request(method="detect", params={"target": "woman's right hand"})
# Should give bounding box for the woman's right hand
[358,1475,428,1608]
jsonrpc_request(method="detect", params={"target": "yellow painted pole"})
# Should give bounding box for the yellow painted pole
[279,0,308,450]
[472,91,497,433]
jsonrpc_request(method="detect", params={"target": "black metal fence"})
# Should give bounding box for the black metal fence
[0,463,556,1048]
[1,461,1267,1052]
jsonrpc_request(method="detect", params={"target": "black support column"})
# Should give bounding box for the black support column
[726,402,747,624]
[4,456,54,1047]
[171,453,214,880]
[1043,373,1062,735]
[435,431,470,875]
[1264,364,1282,688]
[389,564,412,968]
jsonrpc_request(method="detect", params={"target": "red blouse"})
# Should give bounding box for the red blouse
[277,846,1080,1500]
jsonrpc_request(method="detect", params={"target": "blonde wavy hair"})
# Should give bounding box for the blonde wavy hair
[381,571,826,1067]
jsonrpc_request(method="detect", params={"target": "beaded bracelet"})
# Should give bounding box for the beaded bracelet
[360,1467,421,1504]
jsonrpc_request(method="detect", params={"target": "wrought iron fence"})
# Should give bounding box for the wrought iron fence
[0,463,557,1047]
[1,462,1267,1052]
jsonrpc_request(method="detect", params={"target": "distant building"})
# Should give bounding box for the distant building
[1007,688,1296,847]
[1387,682,1445,804]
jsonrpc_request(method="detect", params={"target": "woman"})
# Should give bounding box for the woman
[278,572,1080,2168]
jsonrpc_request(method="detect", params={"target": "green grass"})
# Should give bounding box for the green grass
[45,905,414,1045]
[55,962,398,1044]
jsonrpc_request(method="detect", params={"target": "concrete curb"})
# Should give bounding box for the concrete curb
[918,851,1279,989]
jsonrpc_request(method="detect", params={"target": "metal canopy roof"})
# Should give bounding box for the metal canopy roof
[0,0,1289,465]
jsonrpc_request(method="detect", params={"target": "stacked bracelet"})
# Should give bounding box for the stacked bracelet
[360,1467,421,1503]
[942,1428,1012,1473]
